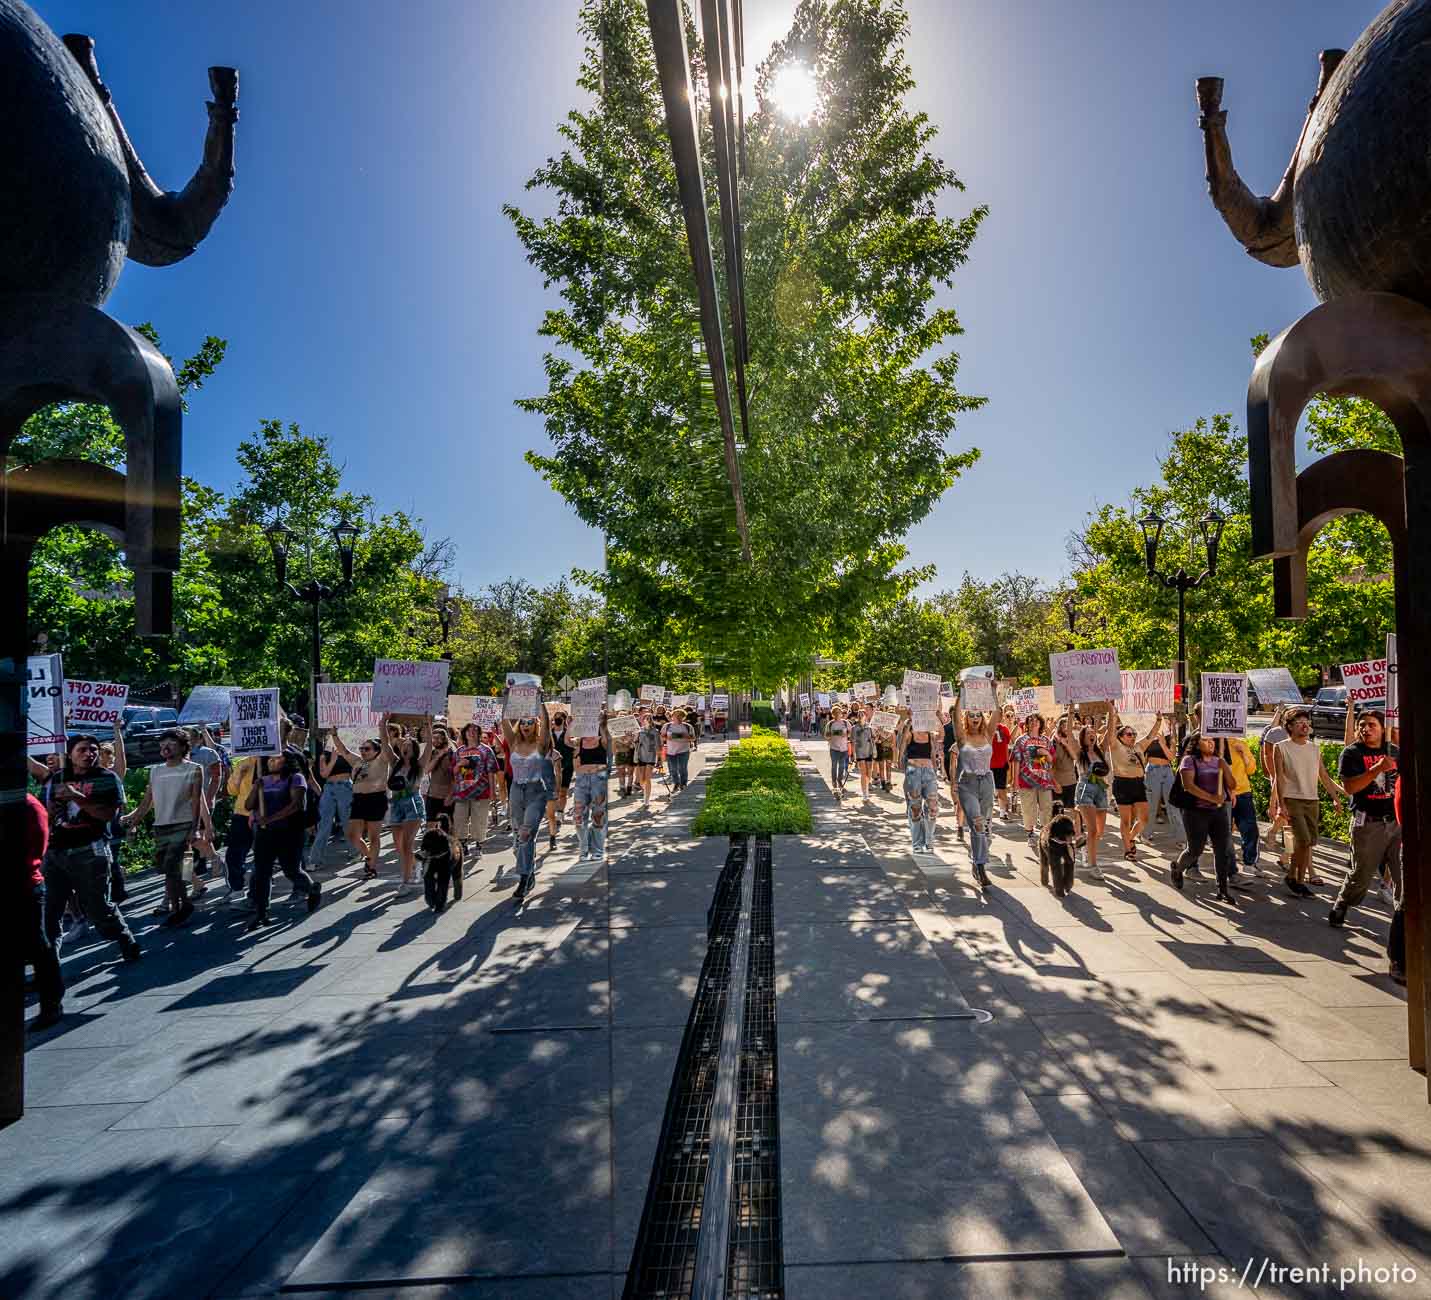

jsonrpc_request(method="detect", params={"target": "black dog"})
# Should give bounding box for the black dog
[1039,803,1079,898]
[419,816,465,913]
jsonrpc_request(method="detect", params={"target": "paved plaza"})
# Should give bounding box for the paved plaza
[7,734,1431,1298]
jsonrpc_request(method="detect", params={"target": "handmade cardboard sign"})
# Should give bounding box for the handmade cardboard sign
[318,682,386,749]
[230,688,282,757]
[504,684,540,721]
[371,660,450,715]
[26,654,65,756]
[1200,673,1247,739]
[1340,658,1388,704]
[64,678,128,728]
[1246,667,1303,707]
[1386,635,1398,723]
[1050,649,1121,705]
[179,685,237,726]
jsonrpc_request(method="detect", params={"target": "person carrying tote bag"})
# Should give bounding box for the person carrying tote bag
[1171,732,1238,901]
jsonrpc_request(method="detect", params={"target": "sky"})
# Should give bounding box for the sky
[34,0,1384,596]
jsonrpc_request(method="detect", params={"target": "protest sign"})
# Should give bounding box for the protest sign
[608,713,639,740]
[504,684,540,721]
[1340,657,1388,704]
[960,675,996,712]
[505,671,541,688]
[670,693,690,709]
[179,685,237,726]
[640,684,664,703]
[569,682,605,740]
[579,675,607,692]
[446,695,475,731]
[1050,648,1120,704]
[853,681,877,701]
[1200,673,1248,739]
[26,654,65,756]
[903,669,941,732]
[940,680,955,699]
[1387,634,1398,724]
[870,709,900,733]
[798,691,811,709]
[230,688,282,757]
[610,688,632,712]
[471,696,502,729]
[958,665,995,683]
[1119,669,1175,718]
[317,682,385,749]
[1034,685,1058,719]
[694,695,707,712]
[371,659,450,715]
[1008,686,1038,719]
[64,678,129,728]
[816,692,830,709]
[712,692,730,712]
[1246,667,1303,708]
[835,690,851,705]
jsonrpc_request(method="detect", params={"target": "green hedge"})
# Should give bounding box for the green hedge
[1247,737,1351,845]
[691,725,812,836]
[751,703,778,729]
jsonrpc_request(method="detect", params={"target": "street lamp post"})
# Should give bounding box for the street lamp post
[265,515,359,759]
[435,587,456,662]
[1138,510,1226,725]
[1063,593,1078,651]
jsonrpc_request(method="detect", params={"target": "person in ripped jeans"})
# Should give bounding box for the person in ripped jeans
[41,734,141,964]
[501,690,554,904]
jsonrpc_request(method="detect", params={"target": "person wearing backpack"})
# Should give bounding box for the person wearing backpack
[1171,733,1237,902]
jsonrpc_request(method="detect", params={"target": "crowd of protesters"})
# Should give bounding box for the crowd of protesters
[23,687,720,1031]
[791,689,1405,987]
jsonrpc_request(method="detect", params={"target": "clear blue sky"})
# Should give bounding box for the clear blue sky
[35,0,1381,595]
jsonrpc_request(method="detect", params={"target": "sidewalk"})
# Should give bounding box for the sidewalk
[792,738,1431,1299]
[5,741,733,1299]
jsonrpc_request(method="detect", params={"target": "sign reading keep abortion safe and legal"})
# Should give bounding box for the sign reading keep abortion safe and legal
[1049,648,1121,705]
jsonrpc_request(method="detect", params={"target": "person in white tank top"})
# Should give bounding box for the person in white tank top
[1270,708,1346,895]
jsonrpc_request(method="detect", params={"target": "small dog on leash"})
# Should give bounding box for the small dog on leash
[1039,803,1079,898]
[419,815,465,913]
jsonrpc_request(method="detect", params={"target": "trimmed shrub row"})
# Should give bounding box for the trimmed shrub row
[691,725,813,836]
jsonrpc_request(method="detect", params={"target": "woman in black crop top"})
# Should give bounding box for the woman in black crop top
[902,707,945,858]
[314,743,355,869]
[570,711,612,864]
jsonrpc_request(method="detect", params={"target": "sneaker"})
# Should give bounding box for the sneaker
[307,883,322,914]
[1085,865,1106,882]
[972,863,991,890]
[162,899,195,928]
[1328,901,1347,927]
[513,875,532,905]
[226,890,250,908]
[548,833,557,849]
[245,912,269,932]
[1284,875,1312,898]
[1170,862,1185,892]
[120,936,142,962]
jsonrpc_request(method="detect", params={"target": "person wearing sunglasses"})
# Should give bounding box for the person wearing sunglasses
[329,727,391,880]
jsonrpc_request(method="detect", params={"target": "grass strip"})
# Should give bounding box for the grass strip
[691,725,813,836]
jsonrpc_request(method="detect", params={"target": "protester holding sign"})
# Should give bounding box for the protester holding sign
[1173,733,1239,902]
[1329,706,1400,929]
[826,704,853,796]
[952,697,997,888]
[1011,714,1057,845]
[570,709,613,863]
[41,735,141,965]
[385,721,427,893]
[314,738,356,868]
[243,751,322,929]
[452,722,501,854]
[1140,715,1183,841]
[501,686,555,904]
[329,725,392,880]
[902,702,947,857]
[851,706,878,800]
[664,709,696,792]
[1106,699,1152,862]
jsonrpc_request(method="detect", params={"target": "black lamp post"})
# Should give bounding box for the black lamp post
[435,587,456,662]
[1063,592,1078,650]
[265,515,359,758]
[1139,510,1226,721]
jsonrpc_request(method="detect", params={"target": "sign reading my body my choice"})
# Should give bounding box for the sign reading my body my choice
[371,659,450,715]
[1050,648,1121,705]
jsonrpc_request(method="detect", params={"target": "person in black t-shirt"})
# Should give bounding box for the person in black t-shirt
[42,734,141,962]
[1329,708,1400,927]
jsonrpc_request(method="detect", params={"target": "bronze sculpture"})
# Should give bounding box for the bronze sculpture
[0,0,238,304]
[1198,0,1431,306]
[0,0,238,1121]
[1199,0,1431,1094]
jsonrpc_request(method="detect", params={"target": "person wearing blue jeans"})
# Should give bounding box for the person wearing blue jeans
[951,700,997,886]
[902,715,944,854]
[501,700,556,903]
[508,778,548,889]
[312,749,355,867]
[1142,720,1183,842]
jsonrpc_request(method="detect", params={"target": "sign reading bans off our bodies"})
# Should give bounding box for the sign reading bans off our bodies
[1200,673,1247,739]
[1340,657,1388,704]
[64,678,129,727]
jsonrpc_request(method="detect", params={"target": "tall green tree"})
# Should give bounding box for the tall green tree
[507,0,985,685]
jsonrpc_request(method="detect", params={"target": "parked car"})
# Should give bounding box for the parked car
[120,705,179,738]
[1308,685,1385,737]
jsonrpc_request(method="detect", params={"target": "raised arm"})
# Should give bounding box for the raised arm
[537,696,552,750]
[113,720,128,778]
[1343,697,1356,749]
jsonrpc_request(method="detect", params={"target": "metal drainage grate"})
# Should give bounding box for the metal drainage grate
[726,835,782,1298]
[623,833,784,1299]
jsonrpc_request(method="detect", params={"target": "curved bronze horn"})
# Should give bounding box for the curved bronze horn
[1196,50,1344,269]
[62,33,238,268]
